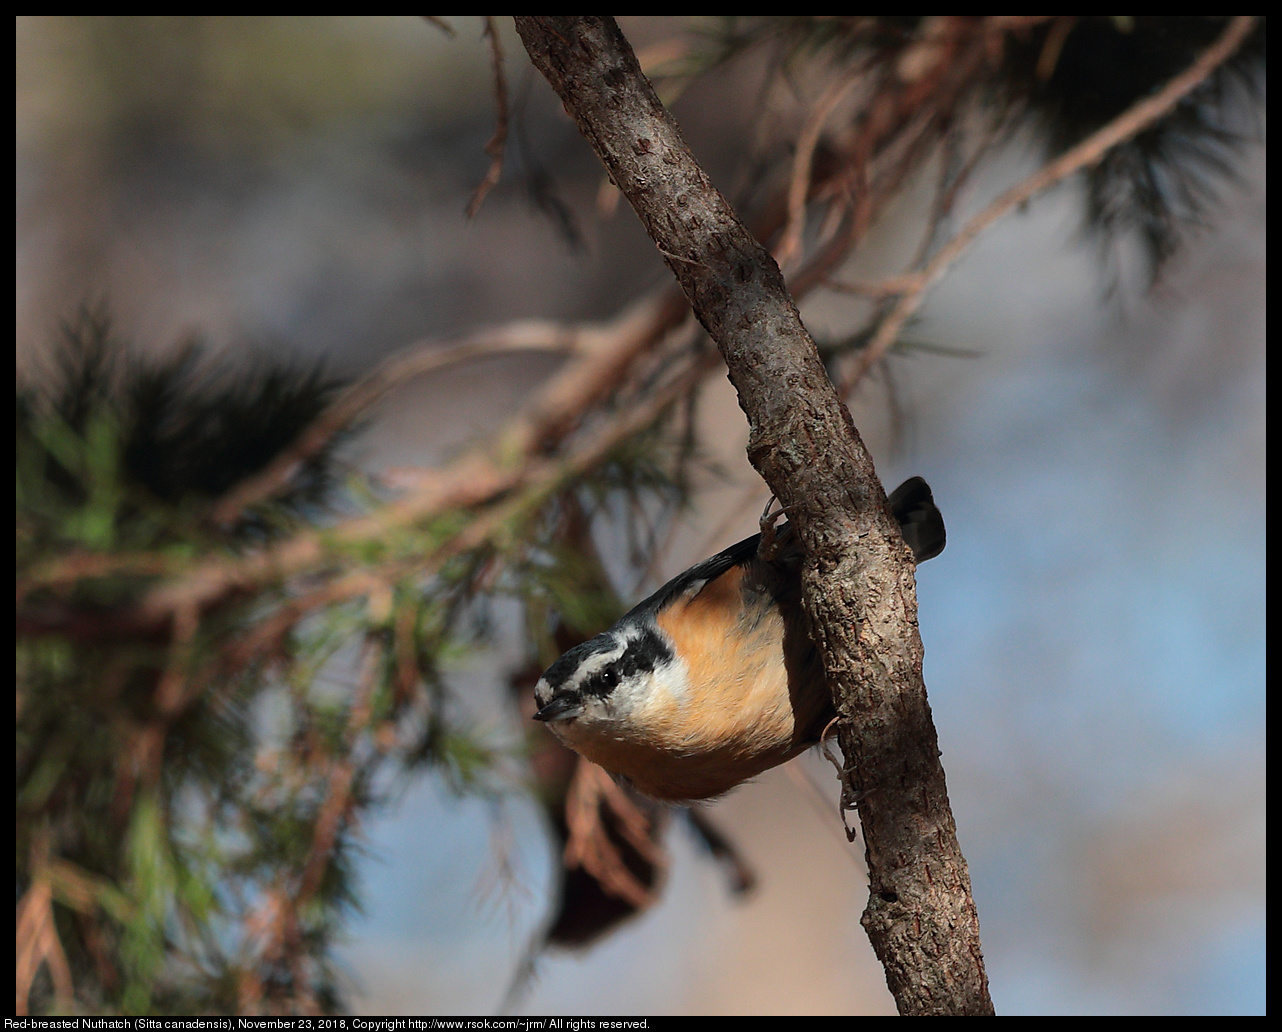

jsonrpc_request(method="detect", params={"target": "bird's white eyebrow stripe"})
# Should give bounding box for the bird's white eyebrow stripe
[537,632,625,690]
[575,643,627,679]
[564,625,674,697]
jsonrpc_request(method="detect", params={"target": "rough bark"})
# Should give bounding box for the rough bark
[515,16,992,1015]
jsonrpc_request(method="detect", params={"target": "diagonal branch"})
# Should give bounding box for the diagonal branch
[515,15,992,1015]
[121,291,690,625]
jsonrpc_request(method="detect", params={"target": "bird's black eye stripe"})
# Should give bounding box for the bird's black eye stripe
[583,626,674,700]
[584,666,620,699]
[541,626,674,701]
[619,627,672,678]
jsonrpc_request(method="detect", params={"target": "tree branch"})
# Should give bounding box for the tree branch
[515,16,991,1015]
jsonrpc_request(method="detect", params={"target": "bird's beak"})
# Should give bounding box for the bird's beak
[533,691,583,724]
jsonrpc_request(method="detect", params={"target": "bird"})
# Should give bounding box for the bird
[532,477,945,801]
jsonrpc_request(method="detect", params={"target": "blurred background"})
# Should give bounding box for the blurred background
[16,16,1264,1015]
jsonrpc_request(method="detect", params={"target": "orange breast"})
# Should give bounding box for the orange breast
[636,562,832,794]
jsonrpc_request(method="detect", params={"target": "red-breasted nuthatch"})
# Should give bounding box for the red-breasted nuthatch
[533,477,945,801]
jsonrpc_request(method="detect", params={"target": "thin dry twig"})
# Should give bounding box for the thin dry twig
[422,17,455,39]
[296,638,380,904]
[911,112,1005,270]
[822,273,926,298]
[466,16,510,219]
[842,15,1258,393]
[16,834,74,1015]
[235,639,382,1013]
[774,66,864,269]
[153,601,199,718]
